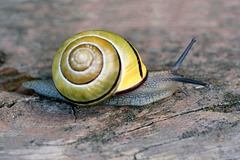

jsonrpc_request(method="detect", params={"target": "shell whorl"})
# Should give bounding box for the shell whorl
[52,30,147,106]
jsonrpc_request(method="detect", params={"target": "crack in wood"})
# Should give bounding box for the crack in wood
[125,122,155,133]
[133,119,240,159]
[71,106,77,123]
[133,138,179,160]
[123,107,209,135]
[0,97,39,108]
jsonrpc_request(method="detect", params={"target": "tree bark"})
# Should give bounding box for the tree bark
[0,0,239,159]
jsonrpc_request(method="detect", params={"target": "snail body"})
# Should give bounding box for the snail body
[23,30,208,106]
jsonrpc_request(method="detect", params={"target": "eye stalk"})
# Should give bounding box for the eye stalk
[169,38,209,88]
[170,38,196,72]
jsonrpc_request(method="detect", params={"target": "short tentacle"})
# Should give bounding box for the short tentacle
[178,86,189,96]
[170,77,209,87]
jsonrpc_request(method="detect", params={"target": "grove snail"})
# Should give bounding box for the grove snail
[23,30,209,106]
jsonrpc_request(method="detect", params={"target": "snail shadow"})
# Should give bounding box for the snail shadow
[24,93,159,125]
[20,77,172,124]
[22,94,129,122]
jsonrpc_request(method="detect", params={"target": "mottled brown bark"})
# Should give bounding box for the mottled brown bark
[0,0,239,159]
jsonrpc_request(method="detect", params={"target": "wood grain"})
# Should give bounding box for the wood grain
[0,0,239,159]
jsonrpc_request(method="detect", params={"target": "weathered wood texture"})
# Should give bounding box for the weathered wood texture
[0,0,239,159]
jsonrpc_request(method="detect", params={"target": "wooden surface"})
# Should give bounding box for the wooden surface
[0,0,240,159]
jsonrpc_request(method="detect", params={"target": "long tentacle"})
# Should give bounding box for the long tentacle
[170,38,196,72]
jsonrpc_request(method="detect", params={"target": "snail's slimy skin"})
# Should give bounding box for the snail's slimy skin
[100,71,182,106]
[22,31,209,106]
[23,71,180,106]
[23,70,208,106]
[23,80,67,102]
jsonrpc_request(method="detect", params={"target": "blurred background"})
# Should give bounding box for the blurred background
[1,0,239,80]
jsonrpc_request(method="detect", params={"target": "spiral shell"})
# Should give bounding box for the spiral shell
[52,30,147,106]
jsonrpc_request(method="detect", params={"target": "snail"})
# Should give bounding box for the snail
[23,30,209,106]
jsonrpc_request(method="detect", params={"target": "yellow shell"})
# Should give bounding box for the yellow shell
[52,30,147,106]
